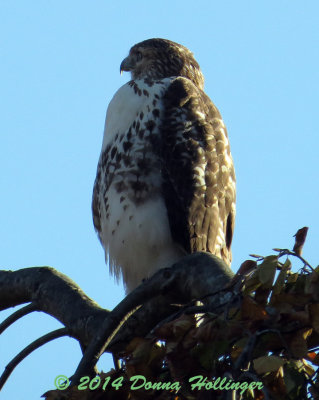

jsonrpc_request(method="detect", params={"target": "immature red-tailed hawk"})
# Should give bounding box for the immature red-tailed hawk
[92,38,236,293]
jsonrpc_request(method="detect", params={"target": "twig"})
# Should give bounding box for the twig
[234,333,256,370]
[149,291,237,338]
[0,328,69,390]
[0,303,39,335]
[274,248,314,272]
[256,329,292,358]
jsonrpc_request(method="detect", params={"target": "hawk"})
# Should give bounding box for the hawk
[92,38,236,293]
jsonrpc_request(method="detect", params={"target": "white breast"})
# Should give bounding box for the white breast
[98,78,185,293]
[102,79,170,151]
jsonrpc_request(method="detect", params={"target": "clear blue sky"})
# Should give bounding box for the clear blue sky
[0,1,318,398]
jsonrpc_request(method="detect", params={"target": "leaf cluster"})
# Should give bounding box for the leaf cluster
[45,251,319,400]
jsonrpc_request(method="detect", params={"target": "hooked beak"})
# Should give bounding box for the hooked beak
[120,56,134,75]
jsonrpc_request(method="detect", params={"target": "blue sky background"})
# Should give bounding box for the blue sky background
[0,1,318,398]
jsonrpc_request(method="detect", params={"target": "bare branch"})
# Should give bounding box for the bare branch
[0,328,69,390]
[0,267,108,347]
[0,303,39,334]
[274,248,314,271]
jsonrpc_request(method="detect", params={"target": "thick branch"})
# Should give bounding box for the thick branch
[71,252,234,382]
[0,267,108,346]
[0,253,233,361]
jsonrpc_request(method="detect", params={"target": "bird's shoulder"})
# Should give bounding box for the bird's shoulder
[161,76,222,127]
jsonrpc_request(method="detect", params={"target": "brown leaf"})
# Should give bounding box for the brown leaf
[271,299,293,313]
[289,328,313,358]
[262,370,288,398]
[255,286,272,305]
[227,260,257,288]
[125,337,151,357]
[154,314,194,340]
[194,319,217,342]
[293,226,309,256]
[253,355,285,374]
[306,352,319,366]
[309,304,319,333]
[287,310,309,326]
[302,358,315,377]
[309,385,319,400]
[171,314,194,337]
[308,273,319,301]
[231,337,248,361]
[237,260,257,276]
[287,272,298,284]
[307,351,317,360]
[241,296,268,321]
[271,292,311,308]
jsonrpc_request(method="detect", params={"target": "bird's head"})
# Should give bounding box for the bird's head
[120,38,204,89]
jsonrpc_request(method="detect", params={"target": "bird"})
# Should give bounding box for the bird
[92,38,236,293]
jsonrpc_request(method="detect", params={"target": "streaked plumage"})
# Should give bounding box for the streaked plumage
[92,38,236,293]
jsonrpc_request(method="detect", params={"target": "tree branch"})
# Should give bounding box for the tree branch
[0,303,39,334]
[0,328,69,390]
[0,267,108,347]
[71,252,234,383]
[0,252,234,391]
[0,253,233,358]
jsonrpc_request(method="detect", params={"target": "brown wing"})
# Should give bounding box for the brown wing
[92,167,102,238]
[157,77,236,265]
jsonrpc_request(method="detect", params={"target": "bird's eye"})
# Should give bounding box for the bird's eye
[135,51,143,61]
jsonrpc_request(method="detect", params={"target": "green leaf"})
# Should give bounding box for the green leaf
[272,259,291,296]
[258,256,278,288]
